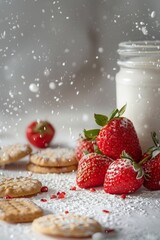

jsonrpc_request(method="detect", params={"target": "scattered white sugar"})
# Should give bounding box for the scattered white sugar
[72,74,76,79]
[82,114,89,122]
[98,47,104,53]
[150,11,156,18]
[141,26,148,35]
[64,48,70,53]
[1,31,6,39]
[92,232,107,240]
[29,83,39,93]
[34,148,75,161]
[49,82,56,90]
[58,82,63,86]
[1,166,160,239]
[144,124,148,129]
[43,68,50,76]
[120,118,129,128]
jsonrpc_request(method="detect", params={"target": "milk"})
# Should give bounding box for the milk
[116,41,160,152]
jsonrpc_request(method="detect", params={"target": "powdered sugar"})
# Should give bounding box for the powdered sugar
[119,117,130,128]
[33,148,75,163]
[0,160,160,239]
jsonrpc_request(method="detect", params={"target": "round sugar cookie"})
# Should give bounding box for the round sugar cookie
[0,143,32,166]
[32,214,103,238]
[30,148,77,167]
[0,199,43,223]
[0,177,42,198]
[27,162,77,174]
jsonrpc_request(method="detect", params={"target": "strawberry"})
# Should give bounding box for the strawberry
[104,151,144,194]
[76,153,113,188]
[141,132,160,190]
[75,138,96,161]
[84,105,142,162]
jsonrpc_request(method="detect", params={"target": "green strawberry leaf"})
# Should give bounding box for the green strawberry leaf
[120,150,133,161]
[83,150,90,155]
[136,168,144,179]
[107,108,119,122]
[133,162,140,172]
[119,104,127,117]
[93,144,103,154]
[94,114,108,127]
[84,129,100,140]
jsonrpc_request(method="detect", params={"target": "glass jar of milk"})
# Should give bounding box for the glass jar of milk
[116,41,160,152]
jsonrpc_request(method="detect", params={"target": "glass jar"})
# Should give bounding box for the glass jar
[116,41,160,152]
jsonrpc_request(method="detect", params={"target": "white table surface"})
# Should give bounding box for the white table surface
[0,134,160,240]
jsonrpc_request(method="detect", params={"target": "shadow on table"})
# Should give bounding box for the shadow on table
[0,159,28,172]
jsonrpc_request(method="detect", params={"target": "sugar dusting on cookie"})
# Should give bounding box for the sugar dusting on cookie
[0,177,42,197]
[36,148,75,160]
[32,214,102,237]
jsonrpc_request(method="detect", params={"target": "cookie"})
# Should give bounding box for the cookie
[32,214,103,238]
[30,148,77,167]
[0,177,42,198]
[0,143,32,166]
[0,199,43,223]
[27,162,77,174]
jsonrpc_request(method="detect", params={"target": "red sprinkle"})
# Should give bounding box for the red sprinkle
[4,195,12,199]
[41,186,48,192]
[89,188,96,192]
[50,194,57,199]
[40,198,47,202]
[57,191,66,195]
[57,192,66,199]
[65,211,69,214]
[70,186,76,191]
[102,209,110,213]
[105,228,115,233]
[120,194,127,199]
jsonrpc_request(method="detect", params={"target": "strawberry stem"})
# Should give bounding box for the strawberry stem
[121,150,144,179]
[139,132,160,165]
[94,104,127,127]
[83,105,127,140]
[34,121,49,133]
[151,132,159,147]
[139,154,151,166]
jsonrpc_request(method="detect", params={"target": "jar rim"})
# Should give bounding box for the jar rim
[118,40,160,56]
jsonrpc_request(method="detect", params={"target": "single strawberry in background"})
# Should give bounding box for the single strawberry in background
[104,151,144,194]
[26,120,55,148]
[141,132,160,191]
[75,129,100,161]
[76,153,113,188]
[84,105,142,162]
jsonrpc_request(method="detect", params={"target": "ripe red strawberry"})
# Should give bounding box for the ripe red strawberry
[76,153,113,188]
[104,151,144,194]
[84,105,142,162]
[143,155,160,190]
[141,132,160,190]
[75,138,96,161]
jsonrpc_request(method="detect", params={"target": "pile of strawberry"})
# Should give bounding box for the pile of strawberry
[75,105,160,194]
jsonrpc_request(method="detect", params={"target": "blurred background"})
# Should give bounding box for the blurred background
[0,0,159,146]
